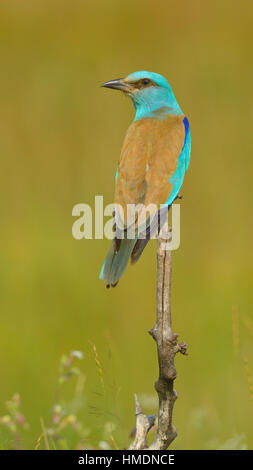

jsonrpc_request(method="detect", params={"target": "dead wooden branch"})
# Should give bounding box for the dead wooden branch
[128,395,155,450]
[129,231,188,450]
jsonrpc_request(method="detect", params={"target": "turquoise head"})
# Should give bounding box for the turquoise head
[101,71,182,120]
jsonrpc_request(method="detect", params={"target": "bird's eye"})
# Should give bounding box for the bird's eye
[142,79,150,86]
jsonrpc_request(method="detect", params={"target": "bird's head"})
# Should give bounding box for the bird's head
[101,71,182,119]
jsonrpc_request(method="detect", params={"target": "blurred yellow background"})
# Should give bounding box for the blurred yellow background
[0,0,252,449]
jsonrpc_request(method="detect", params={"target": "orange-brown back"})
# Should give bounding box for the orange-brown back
[114,114,185,227]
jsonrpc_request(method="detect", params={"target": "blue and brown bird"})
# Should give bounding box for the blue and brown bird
[99,71,191,288]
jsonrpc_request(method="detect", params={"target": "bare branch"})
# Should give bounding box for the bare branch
[129,394,155,450]
[129,232,188,450]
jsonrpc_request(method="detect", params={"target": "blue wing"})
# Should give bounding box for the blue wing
[165,116,191,206]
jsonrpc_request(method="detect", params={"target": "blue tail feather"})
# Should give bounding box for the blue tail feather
[99,238,137,287]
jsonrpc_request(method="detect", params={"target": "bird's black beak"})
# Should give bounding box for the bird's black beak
[101,78,130,92]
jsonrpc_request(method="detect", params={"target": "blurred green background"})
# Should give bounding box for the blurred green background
[0,0,252,450]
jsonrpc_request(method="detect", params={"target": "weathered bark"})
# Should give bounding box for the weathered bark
[129,232,188,450]
[129,395,155,450]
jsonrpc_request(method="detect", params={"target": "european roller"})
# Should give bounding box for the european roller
[99,71,191,288]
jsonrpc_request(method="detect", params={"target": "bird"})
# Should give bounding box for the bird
[99,71,191,288]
